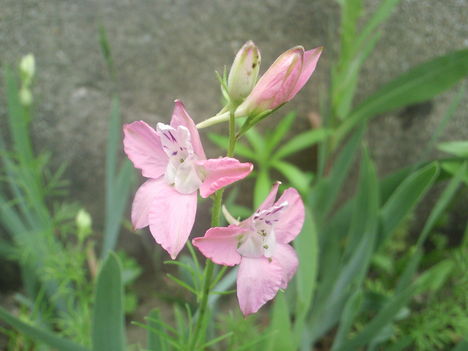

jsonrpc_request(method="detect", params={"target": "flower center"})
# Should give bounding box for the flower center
[156,123,203,194]
[236,201,288,259]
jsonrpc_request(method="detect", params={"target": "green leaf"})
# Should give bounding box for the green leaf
[266,111,297,152]
[451,340,468,351]
[0,306,89,351]
[310,126,364,220]
[331,290,363,351]
[344,148,380,258]
[147,310,169,351]
[337,259,453,351]
[272,160,310,194]
[253,169,272,208]
[417,83,465,162]
[267,292,295,351]
[336,49,468,143]
[273,129,329,160]
[438,141,468,158]
[309,149,379,343]
[293,209,318,341]
[379,163,439,247]
[92,253,126,351]
[356,0,402,52]
[244,127,266,160]
[207,133,256,160]
[4,66,34,166]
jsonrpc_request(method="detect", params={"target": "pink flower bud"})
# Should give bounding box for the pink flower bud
[227,41,261,103]
[237,46,323,116]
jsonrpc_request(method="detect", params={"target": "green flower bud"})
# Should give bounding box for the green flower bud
[76,208,92,241]
[19,54,35,84]
[227,41,261,103]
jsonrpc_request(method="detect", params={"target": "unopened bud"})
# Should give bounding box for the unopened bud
[227,41,261,103]
[76,208,92,241]
[19,54,35,84]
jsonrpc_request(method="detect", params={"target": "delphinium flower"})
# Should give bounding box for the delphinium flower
[197,44,322,128]
[193,182,304,315]
[123,100,253,259]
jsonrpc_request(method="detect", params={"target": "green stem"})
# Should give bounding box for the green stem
[190,108,237,350]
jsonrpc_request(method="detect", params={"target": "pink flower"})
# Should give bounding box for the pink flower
[193,182,304,315]
[237,46,322,116]
[123,100,253,259]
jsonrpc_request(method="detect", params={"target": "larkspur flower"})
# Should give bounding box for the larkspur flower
[123,100,253,259]
[193,182,304,315]
[197,45,322,128]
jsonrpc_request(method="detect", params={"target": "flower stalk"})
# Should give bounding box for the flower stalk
[190,108,237,350]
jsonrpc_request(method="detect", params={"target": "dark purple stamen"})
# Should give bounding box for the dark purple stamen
[167,130,177,142]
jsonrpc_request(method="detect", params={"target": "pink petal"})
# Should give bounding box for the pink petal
[242,47,304,111]
[288,46,323,99]
[170,100,206,160]
[237,257,284,316]
[274,188,305,244]
[192,225,246,266]
[197,157,253,198]
[148,183,198,259]
[258,181,281,211]
[273,244,299,289]
[131,178,165,229]
[123,121,168,179]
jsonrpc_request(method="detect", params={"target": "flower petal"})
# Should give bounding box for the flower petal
[273,244,298,289]
[170,100,206,160]
[274,188,305,244]
[237,257,284,316]
[192,225,245,266]
[289,46,322,99]
[241,47,304,112]
[148,183,198,259]
[257,181,281,211]
[197,157,253,198]
[123,121,167,179]
[131,178,165,230]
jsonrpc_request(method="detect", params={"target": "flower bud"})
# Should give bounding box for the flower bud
[237,46,323,116]
[19,54,35,84]
[227,41,261,103]
[76,208,92,241]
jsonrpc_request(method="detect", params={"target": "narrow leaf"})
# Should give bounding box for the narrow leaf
[147,310,168,351]
[379,163,439,247]
[337,49,468,142]
[266,111,297,152]
[274,129,329,160]
[272,160,310,194]
[92,253,126,351]
[0,306,89,351]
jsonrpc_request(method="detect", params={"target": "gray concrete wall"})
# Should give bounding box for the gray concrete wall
[1,0,466,233]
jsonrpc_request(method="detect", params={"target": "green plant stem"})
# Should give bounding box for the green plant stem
[190,108,237,350]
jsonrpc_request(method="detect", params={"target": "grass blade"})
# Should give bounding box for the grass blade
[336,49,468,143]
[92,253,126,351]
[0,306,89,351]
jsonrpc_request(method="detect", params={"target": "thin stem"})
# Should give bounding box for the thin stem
[190,107,237,350]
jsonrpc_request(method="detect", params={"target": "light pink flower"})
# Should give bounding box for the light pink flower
[193,182,304,315]
[123,100,253,259]
[236,45,323,116]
